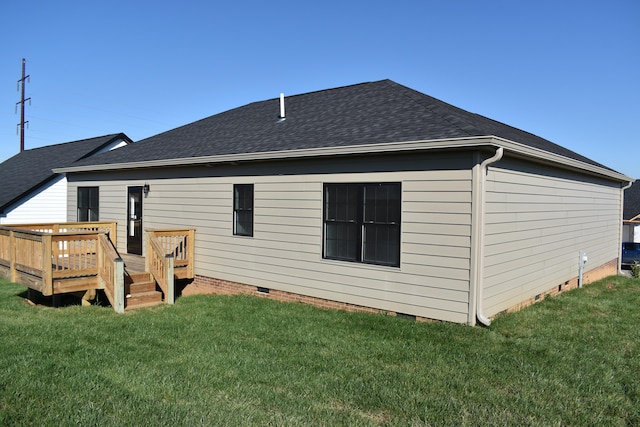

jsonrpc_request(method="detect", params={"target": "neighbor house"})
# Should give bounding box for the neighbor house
[0,134,131,224]
[56,80,631,325]
[622,180,640,243]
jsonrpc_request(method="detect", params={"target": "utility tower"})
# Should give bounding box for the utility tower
[16,58,30,152]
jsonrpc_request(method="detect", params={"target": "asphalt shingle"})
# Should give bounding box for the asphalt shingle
[0,133,130,213]
[69,80,613,171]
[624,180,640,220]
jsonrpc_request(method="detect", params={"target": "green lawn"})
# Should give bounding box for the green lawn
[1,276,638,426]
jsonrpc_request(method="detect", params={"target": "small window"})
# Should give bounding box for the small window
[324,183,401,267]
[77,187,99,222]
[234,184,254,236]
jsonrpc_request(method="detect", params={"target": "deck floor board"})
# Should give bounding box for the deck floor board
[121,253,146,274]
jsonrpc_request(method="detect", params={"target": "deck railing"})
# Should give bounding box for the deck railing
[0,223,194,311]
[146,228,195,305]
[6,221,117,241]
[147,228,195,279]
[148,236,174,304]
[98,234,124,313]
[51,233,99,278]
[0,228,51,294]
[0,223,117,296]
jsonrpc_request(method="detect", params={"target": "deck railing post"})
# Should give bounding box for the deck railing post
[108,222,117,245]
[187,229,195,278]
[42,234,53,296]
[97,234,105,289]
[113,258,125,314]
[145,231,151,272]
[165,254,174,304]
[9,229,16,283]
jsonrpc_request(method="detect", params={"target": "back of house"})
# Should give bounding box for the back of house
[58,80,630,324]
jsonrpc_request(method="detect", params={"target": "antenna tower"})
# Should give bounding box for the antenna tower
[16,58,31,152]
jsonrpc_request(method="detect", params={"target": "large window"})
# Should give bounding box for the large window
[233,184,254,236]
[77,187,99,222]
[324,183,401,267]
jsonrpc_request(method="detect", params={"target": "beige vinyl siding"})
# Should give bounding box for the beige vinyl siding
[483,159,621,316]
[67,156,474,323]
[67,182,128,247]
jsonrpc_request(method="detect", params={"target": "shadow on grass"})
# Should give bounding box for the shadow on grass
[18,288,112,309]
[15,278,196,310]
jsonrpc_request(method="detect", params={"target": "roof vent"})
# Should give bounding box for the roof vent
[278,93,286,122]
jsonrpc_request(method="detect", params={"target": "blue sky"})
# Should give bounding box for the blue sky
[1,0,638,177]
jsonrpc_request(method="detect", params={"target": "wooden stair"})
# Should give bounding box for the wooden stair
[124,272,163,311]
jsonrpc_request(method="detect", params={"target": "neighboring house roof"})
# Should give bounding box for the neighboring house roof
[0,133,132,214]
[623,180,640,221]
[61,80,626,181]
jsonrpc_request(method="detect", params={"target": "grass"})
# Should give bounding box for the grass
[0,276,639,426]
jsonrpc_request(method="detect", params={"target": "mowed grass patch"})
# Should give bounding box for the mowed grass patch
[0,275,639,426]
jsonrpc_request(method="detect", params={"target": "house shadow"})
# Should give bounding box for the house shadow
[19,289,92,308]
[17,278,195,310]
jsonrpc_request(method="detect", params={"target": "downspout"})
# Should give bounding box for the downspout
[618,181,634,274]
[473,147,504,327]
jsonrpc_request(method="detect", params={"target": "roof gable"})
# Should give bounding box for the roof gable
[624,180,640,220]
[68,80,614,173]
[0,133,131,213]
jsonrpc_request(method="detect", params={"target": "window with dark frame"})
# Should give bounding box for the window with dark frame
[77,187,99,222]
[323,182,401,267]
[233,184,254,236]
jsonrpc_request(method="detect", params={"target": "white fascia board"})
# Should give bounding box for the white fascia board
[54,135,630,182]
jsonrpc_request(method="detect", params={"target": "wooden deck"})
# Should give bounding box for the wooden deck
[0,223,195,312]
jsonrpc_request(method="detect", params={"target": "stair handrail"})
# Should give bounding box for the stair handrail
[145,228,194,279]
[98,234,124,313]
[147,233,174,304]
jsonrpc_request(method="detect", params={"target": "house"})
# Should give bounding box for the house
[622,180,640,243]
[0,133,131,224]
[56,80,631,325]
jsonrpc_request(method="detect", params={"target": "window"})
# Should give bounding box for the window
[233,184,254,236]
[77,187,99,222]
[324,183,401,267]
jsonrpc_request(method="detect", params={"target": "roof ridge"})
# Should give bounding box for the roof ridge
[260,80,385,103]
[23,133,124,152]
[382,80,480,137]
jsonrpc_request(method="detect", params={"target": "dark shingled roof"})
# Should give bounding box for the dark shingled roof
[0,133,130,214]
[70,80,611,170]
[624,180,640,220]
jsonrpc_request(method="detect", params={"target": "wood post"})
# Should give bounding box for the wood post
[113,258,125,314]
[97,234,104,289]
[145,231,151,273]
[165,254,174,304]
[9,230,16,283]
[42,234,53,296]
[187,228,195,278]
[108,222,117,244]
[82,289,96,306]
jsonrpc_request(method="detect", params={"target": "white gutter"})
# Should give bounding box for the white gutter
[618,180,635,273]
[473,147,504,327]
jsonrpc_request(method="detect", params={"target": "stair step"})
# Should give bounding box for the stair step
[126,280,156,294]
[126,272,153,284]
[125,290,163,310]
